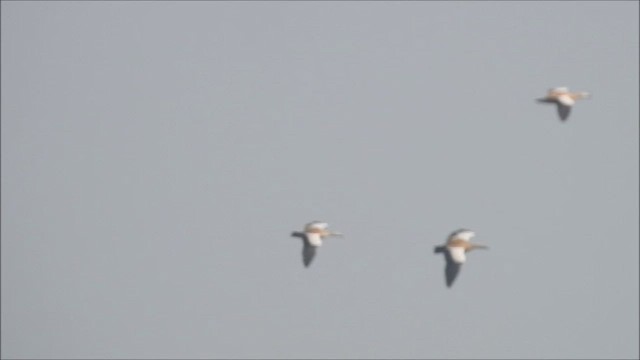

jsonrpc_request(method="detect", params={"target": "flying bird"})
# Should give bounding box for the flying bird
[536,87,590,122]
[290,221,343,267]
[434,229,488,287]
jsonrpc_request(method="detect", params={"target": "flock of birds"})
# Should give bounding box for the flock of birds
[290,86,590,288]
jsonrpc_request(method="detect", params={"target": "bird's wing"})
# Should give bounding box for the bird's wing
[444,260,462,288]
[448,246,467,264]
[442,247,466,287]
[448,229,474,243]
[305,221,329,231]
[556,94,575,106]
[302,241,317,267]
[305,232,323,247]
[557,103,571,121]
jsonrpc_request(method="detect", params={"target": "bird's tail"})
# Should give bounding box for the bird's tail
[434,245,446,254]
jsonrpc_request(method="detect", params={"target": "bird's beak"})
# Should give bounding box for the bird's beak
[331,232,344,237]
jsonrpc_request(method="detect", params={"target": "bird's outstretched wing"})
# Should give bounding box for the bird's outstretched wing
[443,247,466,287]
[302,241,317,268]
[444,260,462,288]
[305,221,329,231]
[557,103,571,121]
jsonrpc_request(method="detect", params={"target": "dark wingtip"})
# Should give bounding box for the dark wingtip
[557,104,571,121]
[445,276,455,288]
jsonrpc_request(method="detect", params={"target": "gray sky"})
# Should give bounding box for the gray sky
[1,1,638,359]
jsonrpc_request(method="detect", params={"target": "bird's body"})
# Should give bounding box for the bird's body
[434,229,488,287]
[537,87,590,121]
[291,221,343,267]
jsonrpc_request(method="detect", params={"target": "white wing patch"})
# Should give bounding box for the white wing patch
[448,246,467,264]
[306,232,323,247]
[557,94,575,106]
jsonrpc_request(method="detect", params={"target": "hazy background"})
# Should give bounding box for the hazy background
[2,2,638,359]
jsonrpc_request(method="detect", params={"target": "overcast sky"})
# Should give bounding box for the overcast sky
[2,1,638,359]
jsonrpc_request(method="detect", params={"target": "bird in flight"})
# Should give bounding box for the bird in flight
[536,86,590,122]
[434,229,488,287]
[290,221,343,267]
